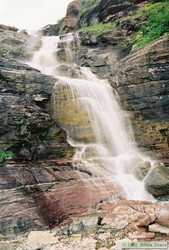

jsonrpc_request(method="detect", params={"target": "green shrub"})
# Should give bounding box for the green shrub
[0,149,14,163]
[78,22,116,35]
[134,1,169,48]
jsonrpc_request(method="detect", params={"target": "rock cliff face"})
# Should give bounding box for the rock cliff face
[54,28,169,163]
[0,26,123,238]
[40,0,168,165]
[0,0,169,242]
[41,0,83,36]
[111,36,169,162]
[0,26,77,236]
[60,0,82,33]
[41,0,147,36]
[0,26,73,161]
[79,0,146,26]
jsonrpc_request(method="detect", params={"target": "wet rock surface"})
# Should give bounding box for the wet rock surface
[133,161,151,181]
[0,26,73,162]
[53,31,169,166]
[44,0,169,164]
[145,163,169,197]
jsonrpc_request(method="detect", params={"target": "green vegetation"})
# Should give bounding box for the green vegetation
[78,22,116,35]
[15,119,24,125]
[0,149,14,163]
[79,0,100,17]
[133,0,169,48]
[78,0,169,47]
[39,130,48,143]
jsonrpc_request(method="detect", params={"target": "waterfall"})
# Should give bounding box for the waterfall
[27,33,154,200]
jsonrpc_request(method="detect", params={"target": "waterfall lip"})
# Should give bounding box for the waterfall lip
[26,33,155,201]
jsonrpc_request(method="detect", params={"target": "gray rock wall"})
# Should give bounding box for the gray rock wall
[111,36,169,162]
[0,26,74,162]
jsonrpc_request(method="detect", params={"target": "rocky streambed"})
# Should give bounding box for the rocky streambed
[0,200,169,250]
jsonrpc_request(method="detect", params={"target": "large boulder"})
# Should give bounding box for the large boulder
[144,163,169,197]
[41,1,83,36]
[59,0,82,34]
[133,161,151,181]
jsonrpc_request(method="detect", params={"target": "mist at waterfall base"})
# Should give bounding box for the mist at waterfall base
[27,34,154,201]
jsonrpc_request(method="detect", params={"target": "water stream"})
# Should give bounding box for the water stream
[27,33,153,200]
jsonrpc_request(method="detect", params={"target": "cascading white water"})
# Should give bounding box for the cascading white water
[28,36,60,76]
[27,33,154,200]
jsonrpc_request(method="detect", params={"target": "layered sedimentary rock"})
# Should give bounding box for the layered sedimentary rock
[53,82,95,143]
[79,0,146,26]
[1,200,169,249]
[0,159,122,237]
[0,59,73,161]
[102,200,169,240]
[1,0,169,241]
[0,27,76,236]
[111,35,169,162]
[55,29,169,164]
[41,0,147,36]
[0,26,123,238]
[0,25,73,161]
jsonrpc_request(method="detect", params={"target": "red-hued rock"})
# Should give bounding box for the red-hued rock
[33,178,122,227]
[0,160,123,236]
[128,231,155,240]
[102,200,169,239]
[149,223,169,236]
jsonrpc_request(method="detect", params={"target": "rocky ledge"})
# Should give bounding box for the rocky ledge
[0,200,169,250]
